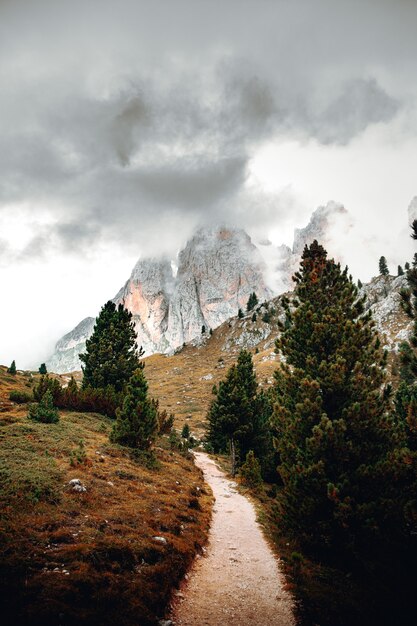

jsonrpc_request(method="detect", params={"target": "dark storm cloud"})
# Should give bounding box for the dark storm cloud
[0,0,415,260]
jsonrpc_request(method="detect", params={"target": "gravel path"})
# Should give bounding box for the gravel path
[171,451,295,626]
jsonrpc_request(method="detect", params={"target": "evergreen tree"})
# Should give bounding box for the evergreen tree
[110,368,157,449]
[39,363,47,375]
[240,450,263,488]
[251,312,257,322]
[28,390,59,424]
[201,325,206,334]
[181,423,190,439]
[7,360,16,375]
[273,240,398,556]
[405,262,410,271]
[379,256,389,276]
[238,308,244,319]
[357,279,363,289]
[206,349,271,476]
[246,292,258,311]
[398,265,404,276]
[80,301,142,392]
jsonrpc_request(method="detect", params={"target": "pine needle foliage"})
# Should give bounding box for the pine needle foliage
[273,240,398,558]
[207,350,273,477]
[379,255,389,276]
[110,368,157,450]
[80,301,142,393]
[28,390,59,424]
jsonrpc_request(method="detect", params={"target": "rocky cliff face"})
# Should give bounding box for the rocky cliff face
[276,201,351,290]
[47,226,272,373]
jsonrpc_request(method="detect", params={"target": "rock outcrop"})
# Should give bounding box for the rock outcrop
[47,226,272,373]
[276,201,351,290]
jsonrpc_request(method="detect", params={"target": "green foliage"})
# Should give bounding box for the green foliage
[70,439,87,466]
[9,390,33,404]
[357,279,363,289]
[181,423,190,439]
[38,363,47,375]
[261,310,271,323]
[7,360,16,375]
[246,292,258,311]
[240,450,262,489]
[33,375,62,403]
[28,390,59,424]
[206,349,275,477]
[379,255,389,276]
[238,308,244,319]
[80,301,142,393]
[251,312,257,322]
[157,407,174,435]
[110,368,157,450]
[273,240,399,558]
[405,261,410,271]
[398,265,404,276]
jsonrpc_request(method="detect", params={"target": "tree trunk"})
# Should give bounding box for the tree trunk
[230,436,236,477]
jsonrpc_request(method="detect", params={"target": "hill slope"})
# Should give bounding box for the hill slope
[0,367,211,626]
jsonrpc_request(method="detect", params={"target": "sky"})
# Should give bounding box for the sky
[1,0,417,368]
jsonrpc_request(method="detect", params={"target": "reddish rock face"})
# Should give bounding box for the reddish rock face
[47,226,272,372]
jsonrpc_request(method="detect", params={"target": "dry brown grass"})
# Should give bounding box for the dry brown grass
[144,312,281,439]
[0,369,212,626]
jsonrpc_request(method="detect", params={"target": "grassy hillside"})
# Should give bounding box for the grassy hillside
[0,367,212,626]
[145,305,282,439]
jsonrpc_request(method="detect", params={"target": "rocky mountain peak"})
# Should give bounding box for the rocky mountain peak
[292,201,349,255]
[47,225,272,373]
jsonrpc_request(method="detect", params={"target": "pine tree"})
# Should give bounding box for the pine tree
[405,262,410,271]
[7,360,16,375]
[80,301,142,392]
[181,423,190,439]
[251,312,257,322]
[398,265,404,276]
[246,292,258,311]
[206,349,270,476]
[28,390,59,424]
[238,308,244,319]
[379,256,389,276]
[110,368,157,449]
[201,325,206,334]
[39,363,47,375]
[357,279,363,289]
[273,240,398,556]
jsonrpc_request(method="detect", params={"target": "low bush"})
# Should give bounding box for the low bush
[9,390,33,404]
[28,391,59,424]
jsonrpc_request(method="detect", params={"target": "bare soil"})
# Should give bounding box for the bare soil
[171,452,295,626]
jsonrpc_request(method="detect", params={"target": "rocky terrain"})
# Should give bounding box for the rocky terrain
[142,272,412,439]
[46,202,407,375]
[47,226,271,373]
[47,203,351,374]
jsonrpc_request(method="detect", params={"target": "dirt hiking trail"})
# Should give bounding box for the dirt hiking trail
[171,451,295,626]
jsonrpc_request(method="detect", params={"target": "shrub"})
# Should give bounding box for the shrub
[181,423,190,439]
[28,391,59,424]
[240,450,263,488]
[9,390,33,404]
[7,360,16,375]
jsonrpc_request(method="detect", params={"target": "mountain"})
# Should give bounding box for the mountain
[276,201,351,291]
[47,226,272,373]
[143,272,412,439]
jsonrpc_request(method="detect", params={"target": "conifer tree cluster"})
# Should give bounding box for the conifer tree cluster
[273,240,400,556]
[246,292,258,311]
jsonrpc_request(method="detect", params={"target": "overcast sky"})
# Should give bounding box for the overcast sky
[1,0,417,368]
